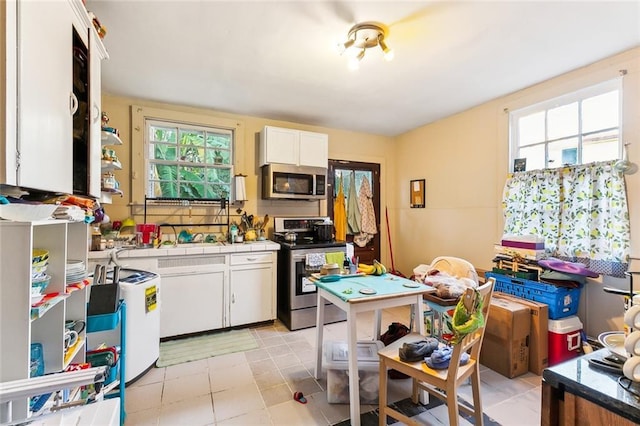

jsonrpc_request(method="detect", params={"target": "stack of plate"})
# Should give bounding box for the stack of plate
[66,259,87,285]
[31,249,51,303]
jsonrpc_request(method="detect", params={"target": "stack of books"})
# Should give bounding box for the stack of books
[494,235,546,261]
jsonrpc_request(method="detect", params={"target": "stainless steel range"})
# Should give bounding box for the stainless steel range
[273,216,348,331]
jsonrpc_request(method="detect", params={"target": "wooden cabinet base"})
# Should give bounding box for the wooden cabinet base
[542,382,636,426]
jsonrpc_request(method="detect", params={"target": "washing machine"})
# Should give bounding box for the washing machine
[88,268,161,384]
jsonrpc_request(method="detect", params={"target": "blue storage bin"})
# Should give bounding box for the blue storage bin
[87,301,122,332]
[486,272,581,319]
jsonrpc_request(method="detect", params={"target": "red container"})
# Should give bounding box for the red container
[548,316,582,366]
[135,224,157,246]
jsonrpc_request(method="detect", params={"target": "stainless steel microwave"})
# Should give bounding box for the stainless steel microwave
[261,164,327,200]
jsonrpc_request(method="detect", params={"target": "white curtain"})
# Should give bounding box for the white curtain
[503,161,630,277]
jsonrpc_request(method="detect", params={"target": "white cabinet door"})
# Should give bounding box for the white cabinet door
[299,130,328,168]
[229,265,273,326]
[159,271,225,338]
[17,0,74,193]
[88,31,102,198]
[260,126,299,166]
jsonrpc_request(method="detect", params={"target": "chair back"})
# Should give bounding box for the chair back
[448,277,495,375]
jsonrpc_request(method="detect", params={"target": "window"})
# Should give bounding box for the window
[146,119,234,199]
[510,79,621,171]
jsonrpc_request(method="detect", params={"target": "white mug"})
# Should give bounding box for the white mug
[625,330,640,357]
[64,330,79,351]
[624,304,640,330]
[623,356,640,382]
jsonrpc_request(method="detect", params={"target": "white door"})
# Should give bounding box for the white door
[229,266,273,326]
[299,131,328,168]
[262,126,299,165]
[88,31,102,198]
[17,1,74,193]
[160,271,224,337]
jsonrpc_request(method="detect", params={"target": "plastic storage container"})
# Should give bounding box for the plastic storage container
[324,340,383,404]
[486,272,581,319]
[548,316,582,366]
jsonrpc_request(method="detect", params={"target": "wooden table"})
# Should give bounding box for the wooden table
[312,274,434,426]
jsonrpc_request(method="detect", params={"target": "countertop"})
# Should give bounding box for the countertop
[88,240,281,260]
[542,348,640,424]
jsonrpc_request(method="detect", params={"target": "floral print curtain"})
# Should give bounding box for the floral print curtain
[503,161,630,277]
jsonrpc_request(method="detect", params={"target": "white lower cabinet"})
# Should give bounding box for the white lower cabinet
[229,252,276,326]
[157,255,226,338]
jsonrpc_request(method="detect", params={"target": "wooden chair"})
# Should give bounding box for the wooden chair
[378,278,495,426]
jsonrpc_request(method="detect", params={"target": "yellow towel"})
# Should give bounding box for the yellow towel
[325,252,345,267]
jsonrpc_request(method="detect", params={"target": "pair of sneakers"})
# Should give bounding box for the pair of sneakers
[398,337,439,362]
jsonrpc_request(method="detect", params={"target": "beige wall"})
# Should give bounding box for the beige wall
[100,95,395,252]
[395,47,640,335]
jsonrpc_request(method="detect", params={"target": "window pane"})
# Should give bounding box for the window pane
[179,146,203,164]
[548,102,578,140]
[206,132,231,149]
[149,179,178,198]
[150,143,177,161]
[582,91,618,133]
[548,137,578,167]
[179,130,204,147]
[518,145,545,171]
[518,112,545,146]
[206,168,231,184]
[151,126,177,143]
[583,129,619,163]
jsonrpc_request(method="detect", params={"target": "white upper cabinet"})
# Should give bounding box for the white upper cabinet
[15,0,75,193]
[299,130,329,168]
[1,0,107,196]
[259,125,328,168]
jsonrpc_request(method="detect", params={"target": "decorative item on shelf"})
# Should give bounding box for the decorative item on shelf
[336,21,394,70]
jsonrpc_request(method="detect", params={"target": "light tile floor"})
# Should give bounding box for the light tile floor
[124,306,541,425]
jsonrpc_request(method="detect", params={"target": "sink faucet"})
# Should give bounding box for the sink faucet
[157,224,178,247]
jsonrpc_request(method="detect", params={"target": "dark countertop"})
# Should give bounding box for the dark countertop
[542,348,640,423]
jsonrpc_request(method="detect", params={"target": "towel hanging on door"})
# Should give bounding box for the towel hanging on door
[334,174,347,241]
[354,176,377,247]
[346,171,361,234]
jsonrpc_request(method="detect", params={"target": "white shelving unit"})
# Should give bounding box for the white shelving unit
[0,220,89,423]
[101,130,124,204]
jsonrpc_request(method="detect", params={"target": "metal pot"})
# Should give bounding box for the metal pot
[313,221,333,241]
[284,232,297,242]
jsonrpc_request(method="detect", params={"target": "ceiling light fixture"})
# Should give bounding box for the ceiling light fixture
[337,22,393,70]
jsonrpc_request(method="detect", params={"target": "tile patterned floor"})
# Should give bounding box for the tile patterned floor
[124,306,541,425]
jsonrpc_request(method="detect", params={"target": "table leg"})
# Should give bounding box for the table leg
[373,309,382,340]
[314,292,326,379]
[415,296,425,335]
[347,307,361,426]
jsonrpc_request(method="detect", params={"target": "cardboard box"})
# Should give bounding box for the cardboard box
[493,292,549,375]
[480,297,530,378]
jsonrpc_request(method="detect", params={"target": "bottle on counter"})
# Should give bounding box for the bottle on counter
[91,226,103,251]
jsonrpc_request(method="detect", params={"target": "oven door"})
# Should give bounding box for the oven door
[290,252,320,310]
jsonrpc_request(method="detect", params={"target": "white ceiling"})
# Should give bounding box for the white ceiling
[87,1,640,137]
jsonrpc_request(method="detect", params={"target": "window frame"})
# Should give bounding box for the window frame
[509,78,622,172]
[145,118,234,200]
[130,105,244,205]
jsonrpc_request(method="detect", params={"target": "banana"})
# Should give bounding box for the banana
[358,263,376,275]
[373,260,387,275]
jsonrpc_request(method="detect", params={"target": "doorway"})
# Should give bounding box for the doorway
[327,160,381,265]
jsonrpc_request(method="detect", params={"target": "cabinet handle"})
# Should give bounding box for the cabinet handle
[246,257,258,262]
[232,293,235,304]
[70,93,78,115]
[92,104,100,123]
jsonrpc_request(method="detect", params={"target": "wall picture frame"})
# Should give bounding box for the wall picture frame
[410,179,425,208]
